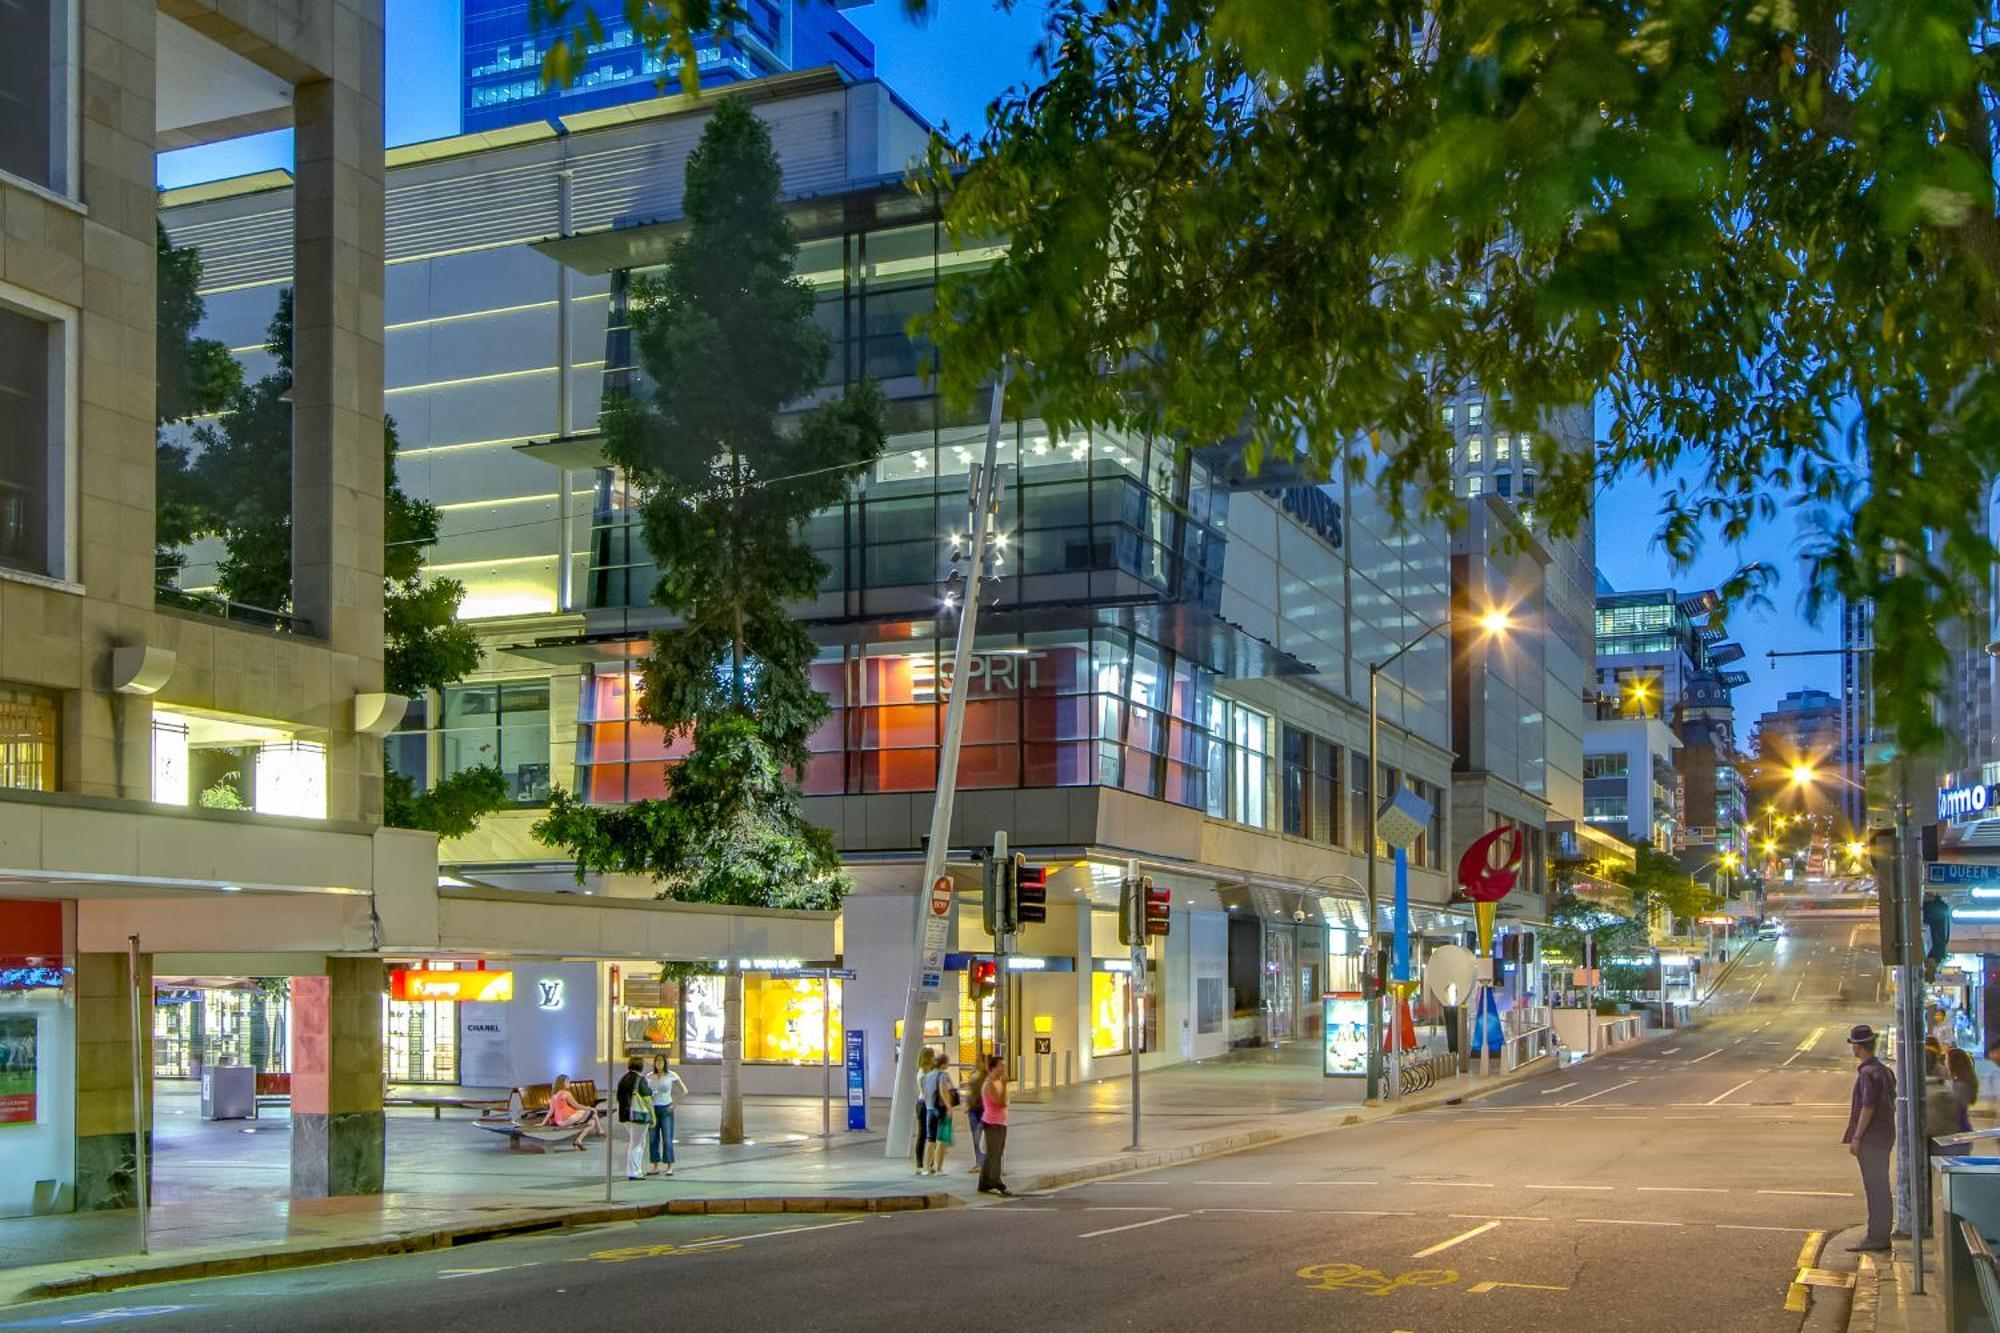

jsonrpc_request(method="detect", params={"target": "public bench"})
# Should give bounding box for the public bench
[385,1092,506,1121]
[472,1079,606,1152]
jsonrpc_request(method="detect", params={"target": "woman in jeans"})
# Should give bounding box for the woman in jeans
[963,1054,990,1173]
[646,1054,689,1176]
[977,1055,1010,1196]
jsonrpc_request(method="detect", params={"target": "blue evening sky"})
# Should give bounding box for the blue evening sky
[156,0,1842,731]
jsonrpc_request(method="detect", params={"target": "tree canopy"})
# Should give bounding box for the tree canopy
[552,0,2000,757]
[532,96,886,910]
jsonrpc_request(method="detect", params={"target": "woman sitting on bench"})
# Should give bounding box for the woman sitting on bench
[547,1075,602,1139]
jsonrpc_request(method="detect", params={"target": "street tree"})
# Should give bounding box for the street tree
[541,0,2000,757]
[158,281,499,836]
[531,97,886,1143]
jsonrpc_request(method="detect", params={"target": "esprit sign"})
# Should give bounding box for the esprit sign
[1939,782,1996,823]
[389,969,514,1003]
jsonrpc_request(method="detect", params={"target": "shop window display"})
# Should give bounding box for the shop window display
[681,974,844,1065]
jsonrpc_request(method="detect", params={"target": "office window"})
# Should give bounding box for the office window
[1312,737,1341,846]
[0,683,56,791]
[0,301,60,578]
[1466,474,1483,497]
[1207,699,1272,828]
[1348,750,1370,853]
[1464,434,1483,464]
[1441,404,1455,426]
[1583,753,1630,779]
[1282,725,1310,838]
[442,680,552,803]
[0,0,64,192]
[1467,402,1484,424]
[1494,433,1512,461]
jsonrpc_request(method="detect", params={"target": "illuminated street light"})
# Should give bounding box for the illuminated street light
[1789,763,1818,787]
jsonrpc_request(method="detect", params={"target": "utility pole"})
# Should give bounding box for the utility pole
[886,366,1008,1158]
[1896,788,1927,1293]
[1122,860,1143,1150]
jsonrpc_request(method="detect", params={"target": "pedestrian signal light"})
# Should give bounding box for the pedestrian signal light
[1013,856,1048,926]
[970,959,998,998]
[1143,877,1171,938]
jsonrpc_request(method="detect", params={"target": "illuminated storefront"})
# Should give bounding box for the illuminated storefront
[680,974,844,1065]
[152,985,285,1079]
[576,629,1218,808]
[0,900,71,1220]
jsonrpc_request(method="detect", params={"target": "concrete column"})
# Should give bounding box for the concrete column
[290,958,385,1198]
[290,12,387,823]
[73,951,151,1210]
[1073,900,1095,1085]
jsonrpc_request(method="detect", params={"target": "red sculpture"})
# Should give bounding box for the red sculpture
[1457,826,1524,903]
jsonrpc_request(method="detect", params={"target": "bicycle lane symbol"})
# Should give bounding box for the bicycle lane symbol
[1296,1263,1459,1297]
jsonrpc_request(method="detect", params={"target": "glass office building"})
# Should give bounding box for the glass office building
[463,0,876,133]
[163,74,1466,1093]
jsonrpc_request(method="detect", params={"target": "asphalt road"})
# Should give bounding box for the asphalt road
[4,917,1886,1332]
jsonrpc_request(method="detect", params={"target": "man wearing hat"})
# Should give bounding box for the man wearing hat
[1843,1023,1897,1252]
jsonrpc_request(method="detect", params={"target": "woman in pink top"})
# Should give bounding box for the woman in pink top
[545,1074,600,1143]
[977,1057,1010,1195]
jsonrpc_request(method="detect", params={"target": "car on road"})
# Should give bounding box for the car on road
[1757,919,1786,940]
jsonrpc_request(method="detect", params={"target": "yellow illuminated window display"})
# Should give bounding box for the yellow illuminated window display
[1092,971,1131,1057]
[958,985,998,1068]
[685,976,845,1064]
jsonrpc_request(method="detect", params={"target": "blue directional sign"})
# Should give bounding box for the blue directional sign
[1926,862,2000,886]
[844,1028,868,1131]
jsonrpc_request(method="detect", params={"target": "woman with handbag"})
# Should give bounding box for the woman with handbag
[615,1055,653,1181]
[923,1050,958,1176]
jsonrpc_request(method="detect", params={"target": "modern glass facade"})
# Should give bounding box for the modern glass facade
[578,627,1217,808]
[462,0,877,134]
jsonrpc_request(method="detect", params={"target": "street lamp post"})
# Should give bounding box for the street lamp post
[1365,607,1513,1101]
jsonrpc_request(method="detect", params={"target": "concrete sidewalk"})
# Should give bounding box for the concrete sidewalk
[0,1035,1649,1305]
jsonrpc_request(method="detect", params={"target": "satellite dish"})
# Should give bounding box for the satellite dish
[1424,944,1478,1007]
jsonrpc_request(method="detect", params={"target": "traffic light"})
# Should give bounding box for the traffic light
[970,959,998,999]
[1143,876,1170,938]
[1014,855,1048,926]
[1870,828,1904,965]
[982,853,1002,938]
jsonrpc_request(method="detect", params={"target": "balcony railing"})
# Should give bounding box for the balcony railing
[156,585,311,636]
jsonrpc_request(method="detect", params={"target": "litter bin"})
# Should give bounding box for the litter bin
[1929,1134,2000,1333]
[201,1063,256,1121]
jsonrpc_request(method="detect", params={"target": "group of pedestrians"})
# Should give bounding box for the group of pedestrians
[1844,1023,1982,1251]
[615,1054,691,1180]
[914,1049,1012,1195]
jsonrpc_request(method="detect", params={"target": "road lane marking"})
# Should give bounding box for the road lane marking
[1201,1207,1295,1214]
[1690,1050,1722,1064]
[1468,1280,1569,1295]
[1638,1186,1726,1193]
[1449,1214,1548,1222]
[1795,1027,1827,1053]
[1540,1082,1578,1096]
[1528,1184,1614,1191]
[1563,1080,1636,1107]
[1758,1189,1854,1198]
[1662,1046,1682,1054]
[1189,1180,1271,1186]
[1406,1180,1496,1188]
[1411,1220,1501,1257]
[1707,1078,1758,1105]
[681,1220,863,1249]
[1577,1218,1681,1227]
[1717,1224,1817,1233]
[1078,1213,1190,1239]
[1296,1181,1378,1186]
[1084,1206,1174,1212]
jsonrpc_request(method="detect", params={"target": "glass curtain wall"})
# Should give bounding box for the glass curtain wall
[578,626,1215,807]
